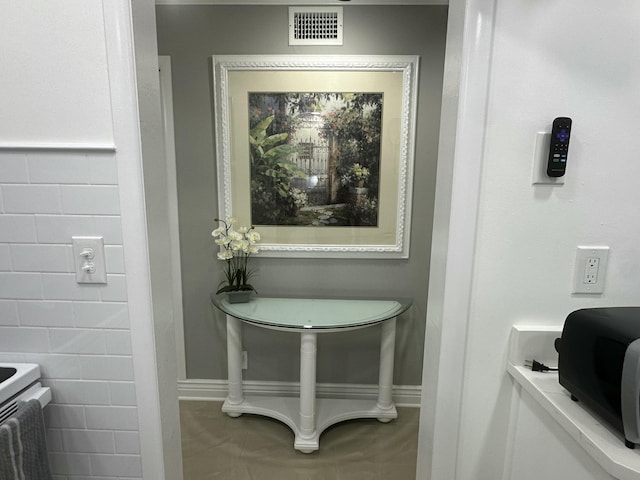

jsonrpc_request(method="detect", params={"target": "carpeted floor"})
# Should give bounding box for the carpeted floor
[180,400,419,479]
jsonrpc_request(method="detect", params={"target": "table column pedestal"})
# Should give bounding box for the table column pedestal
[224,315,244,416]
[295,332,318,453]
[377,318,397,421]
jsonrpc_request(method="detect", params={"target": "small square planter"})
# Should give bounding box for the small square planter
[226,291,252,304]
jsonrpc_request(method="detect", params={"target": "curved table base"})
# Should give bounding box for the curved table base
[224,313,398,453]
[222,395,397,453]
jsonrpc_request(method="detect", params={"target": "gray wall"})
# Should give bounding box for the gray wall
[156,5,447,385]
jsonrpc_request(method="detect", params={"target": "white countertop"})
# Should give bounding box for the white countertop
[508,326,640,480]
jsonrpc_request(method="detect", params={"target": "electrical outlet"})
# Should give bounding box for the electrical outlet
[573,246,609,294]
[242,351,248,370]
[583,257,599,284]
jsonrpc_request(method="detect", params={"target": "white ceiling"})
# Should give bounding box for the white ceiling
[155,0,448,6]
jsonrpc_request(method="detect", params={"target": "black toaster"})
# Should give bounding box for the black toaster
[557,307,640,449]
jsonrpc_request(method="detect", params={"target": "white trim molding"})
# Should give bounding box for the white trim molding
[178,379,422,407]
[0,142,116,151]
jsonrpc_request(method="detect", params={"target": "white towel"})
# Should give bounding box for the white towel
[0,399,52,480]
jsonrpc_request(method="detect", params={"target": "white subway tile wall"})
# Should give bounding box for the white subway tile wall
[0,150,141,478]
[0,300,19,325]
[3,184,63,214]
[0,245,11,270]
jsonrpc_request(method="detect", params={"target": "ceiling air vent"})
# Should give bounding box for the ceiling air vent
[289,7,343,46]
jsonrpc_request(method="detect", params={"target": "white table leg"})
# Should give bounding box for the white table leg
[377,317,396,421]
[297,332,317,452]
[225,314,244,413]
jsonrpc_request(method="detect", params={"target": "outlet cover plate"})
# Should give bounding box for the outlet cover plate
[572,246,609,294]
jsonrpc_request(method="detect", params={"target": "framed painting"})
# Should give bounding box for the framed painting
[212,55,419,258]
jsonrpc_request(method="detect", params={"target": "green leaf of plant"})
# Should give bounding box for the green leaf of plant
[249,115,274,139]
[276,161,309,179]
[263,144,297,160]
[216,284,238,294]
[262,133,288,148]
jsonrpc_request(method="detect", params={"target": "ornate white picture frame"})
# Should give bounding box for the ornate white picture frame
[212,55,419,258]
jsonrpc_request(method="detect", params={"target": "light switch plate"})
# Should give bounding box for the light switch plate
[532,132,565,185]
[72,236,107,284]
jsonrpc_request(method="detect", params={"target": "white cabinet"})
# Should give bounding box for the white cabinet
[507,385,614,480]
[506,326,640,480]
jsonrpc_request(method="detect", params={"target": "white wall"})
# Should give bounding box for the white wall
[0,1,166,478]
[0,0,114,146]
[456,1,640,478]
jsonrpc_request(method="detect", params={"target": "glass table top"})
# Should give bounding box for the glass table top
[211,294,412,332]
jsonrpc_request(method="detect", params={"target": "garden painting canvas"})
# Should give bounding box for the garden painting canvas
[213,55,418,258]
[248,92,382,227]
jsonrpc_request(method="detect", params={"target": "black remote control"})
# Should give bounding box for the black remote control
[546,117,572,177]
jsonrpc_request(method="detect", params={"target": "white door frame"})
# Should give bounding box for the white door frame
[105,2,168,479]
[129,0,495,479]
[159,55,187,381]
[416,0,496,478]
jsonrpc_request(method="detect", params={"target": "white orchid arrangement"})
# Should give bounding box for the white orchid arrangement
[212,217,261,294]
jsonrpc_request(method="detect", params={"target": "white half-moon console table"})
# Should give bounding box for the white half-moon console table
[210,294,412,453]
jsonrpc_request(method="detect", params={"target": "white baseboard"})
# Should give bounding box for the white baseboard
[178,379,422,407]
